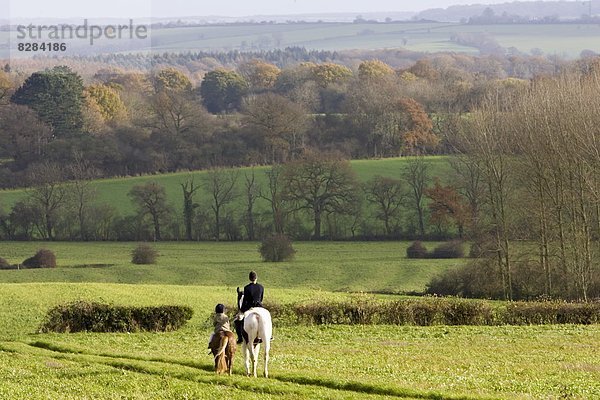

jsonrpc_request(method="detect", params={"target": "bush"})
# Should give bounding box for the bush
[22,249,56,269]
[254,298,600,327]
[131,244,159,265]
[0,257,15,270]
[430,241,465,259]
[426,259,505,299]
[40,301,193,333]
[259,234,296,262]
[406,241,428,259]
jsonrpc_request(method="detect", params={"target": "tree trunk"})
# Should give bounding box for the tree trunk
[314,210,322,240]
[153,213,161,241]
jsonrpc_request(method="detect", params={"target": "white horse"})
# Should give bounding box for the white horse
[237,287,272,378]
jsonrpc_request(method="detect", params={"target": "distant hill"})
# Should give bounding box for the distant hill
[417,1,600,23]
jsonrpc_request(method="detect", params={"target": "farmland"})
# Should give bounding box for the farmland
[0,242,599,399]
[147,22,600,57]
[3,21,600,60]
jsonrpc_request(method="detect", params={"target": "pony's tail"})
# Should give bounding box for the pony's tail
[214,335,229,374]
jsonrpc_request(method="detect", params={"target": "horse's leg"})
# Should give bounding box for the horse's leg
[251,342,260,378]
[243,342,251,377]
[263,339,270,378]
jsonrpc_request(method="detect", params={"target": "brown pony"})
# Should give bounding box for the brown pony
[209,330,236,375]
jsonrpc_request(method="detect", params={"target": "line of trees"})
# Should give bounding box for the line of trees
[0,153,474,243]
[1,52,581,189]
[436,65,600,301]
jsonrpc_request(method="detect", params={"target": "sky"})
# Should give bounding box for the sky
[3,0,519,19]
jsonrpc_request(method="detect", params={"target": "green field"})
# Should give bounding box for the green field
[146,22,600,58]
[0,241,599,399]
[0,241,459,293]
[0,156,452,216]
[3,21,599,60]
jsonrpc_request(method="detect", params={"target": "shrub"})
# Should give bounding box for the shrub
[131,244,159,265]
[406,241,428,259]
[259,234,296,262]
[0,257,12,270]
[40,301,193,333]
[430,241,465,259]
[22,249,56,269]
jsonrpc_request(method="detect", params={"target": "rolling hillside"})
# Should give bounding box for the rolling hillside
[0,156,452,216]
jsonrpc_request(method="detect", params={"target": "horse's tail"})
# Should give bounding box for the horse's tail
[214,334,229,374]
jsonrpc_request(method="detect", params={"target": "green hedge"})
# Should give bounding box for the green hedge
[40,301,193,333]
[264,297,600,326]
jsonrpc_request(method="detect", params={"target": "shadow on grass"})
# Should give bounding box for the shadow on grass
[24,340,498,400]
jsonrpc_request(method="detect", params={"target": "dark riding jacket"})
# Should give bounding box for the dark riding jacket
[241,282,264,312]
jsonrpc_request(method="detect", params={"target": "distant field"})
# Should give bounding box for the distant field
[2,21,599,60]
[147,22,600,57]
[0,156,452,217]
[0,241,461,293]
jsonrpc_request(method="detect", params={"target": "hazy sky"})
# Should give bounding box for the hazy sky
[4,0,516,18]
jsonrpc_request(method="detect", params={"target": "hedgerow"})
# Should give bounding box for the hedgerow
[40,301,193,333]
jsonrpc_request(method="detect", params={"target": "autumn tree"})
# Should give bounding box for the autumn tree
[347,78,438,157]
[310,63,353,87]
[200,69,248,113]
[85,84,127,125]
[239,60,281,92]
[282,152,360,239]
[358,60,395,81]
[242,93,309,163]
[0,105,52,169]
[425,179,469,238]
[150,68,211,137]
[0,70,13,105]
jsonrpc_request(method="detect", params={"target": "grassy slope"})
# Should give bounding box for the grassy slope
[0,281,598,399]
[0,241,461,293]
[0,156,452,216]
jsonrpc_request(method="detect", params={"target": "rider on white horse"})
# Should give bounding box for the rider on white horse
[236,271,264,343]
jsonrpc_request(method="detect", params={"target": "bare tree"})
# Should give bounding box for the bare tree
[282,152,360,239]
[204,168,239,241]
[128,182,170,241]
[403,157,429,239]
[26,162,67,241]
[260,165,288,235]
[243,169,260,240]
[364,175,405,236]
[67,152,100,240]
[181,177,200,241]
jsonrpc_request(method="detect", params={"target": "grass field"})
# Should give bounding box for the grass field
[146,22,600,57]
[0,156,453,216]
[3,21,599,60]
[0,241,460,293]
[0,241,599,399]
